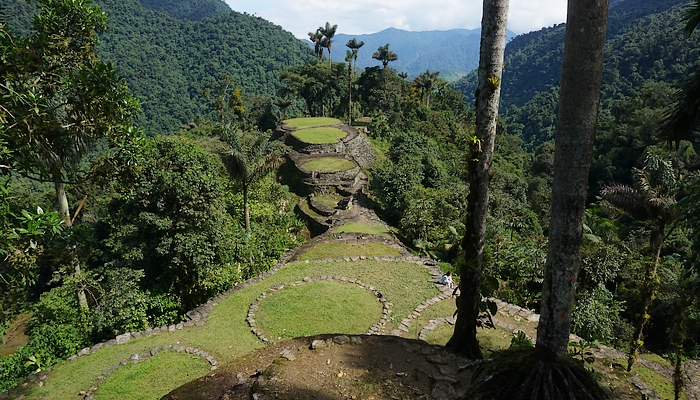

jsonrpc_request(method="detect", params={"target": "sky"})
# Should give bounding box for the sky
[222,0,568,39]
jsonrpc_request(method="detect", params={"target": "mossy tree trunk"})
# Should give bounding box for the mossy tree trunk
[447,0,509,359]
[536,0,609,360]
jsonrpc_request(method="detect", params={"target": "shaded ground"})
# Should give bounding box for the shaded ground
[163,334,472,400]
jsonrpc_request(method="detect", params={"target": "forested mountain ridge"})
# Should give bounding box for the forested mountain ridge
[454,0,696,111]
[0,0,314,134]
[139,0,231,21]
[331,28,517,81]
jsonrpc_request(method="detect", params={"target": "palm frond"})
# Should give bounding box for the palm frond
[601,183,651,220]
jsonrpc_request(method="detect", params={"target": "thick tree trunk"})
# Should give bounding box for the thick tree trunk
[446,0,509,359]
[536,0,609,360]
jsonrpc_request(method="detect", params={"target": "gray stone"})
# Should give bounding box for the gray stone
[129,354,139,362]
[91,343,103,353]
[311,340,327,350]
[131,331,142,339]
[150,346,159,357]
[437,364,457,376]
[116,333,131,344]
[431,382,457,400]
[280,349,296,361]
[433,374,458,384]
[176,323,184,330]
[427,355,449,365]
[350,336,363,345]
[67,355,78,362]
[78,347,90,356]
[333,335,350,345]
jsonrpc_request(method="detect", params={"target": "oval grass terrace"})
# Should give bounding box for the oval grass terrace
[283,117,341,129]
[299,156,356,173]
[291,127,348,144]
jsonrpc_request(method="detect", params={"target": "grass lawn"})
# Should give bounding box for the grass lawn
[93,351,210,400]
[292,127,347,144]
[333,222,391,238]
[301,157,356,172]
[312,193,344,208]
[297,242,402,261]
[284,117,340,128]
[256,281,383,340]
[19,260,436,400]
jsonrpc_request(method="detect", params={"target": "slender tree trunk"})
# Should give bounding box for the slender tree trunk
[446,0,509,359]
[243,184,250,230]
[56,179,89,309]
[55,181,72,227]
[349,63,353,124]
[536,0,609,360]
[627,224,665,371]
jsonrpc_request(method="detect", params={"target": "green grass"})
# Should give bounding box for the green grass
[284,117,340,128]
[634,363,684,400]
[93,351,209,400]
[19,260,437,399]
[297,199,326,220]
[297,242,402,260]
[333,222,391,238]
[301,157,356,172]
[312,193,344,209]
[256,281,382,340]
[292,127,347,144]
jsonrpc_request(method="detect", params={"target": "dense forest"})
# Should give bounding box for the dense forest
[2,0,700,395]
[0,0,313,134]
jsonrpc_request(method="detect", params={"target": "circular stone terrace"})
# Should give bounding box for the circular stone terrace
[282,117,341,129]
[299,156,357,173]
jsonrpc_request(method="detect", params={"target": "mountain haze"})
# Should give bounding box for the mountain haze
[329,28,516,80]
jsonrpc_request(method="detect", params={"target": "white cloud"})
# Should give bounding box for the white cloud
[223,0,568,38]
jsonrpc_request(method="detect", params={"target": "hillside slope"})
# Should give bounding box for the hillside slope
[0,0,314,134]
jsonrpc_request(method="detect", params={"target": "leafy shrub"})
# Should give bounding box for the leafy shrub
[572,284,630,346]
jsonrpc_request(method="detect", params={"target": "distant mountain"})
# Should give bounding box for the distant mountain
[321,28,517,81]
[454,0,693,110]
[1,0,313,134]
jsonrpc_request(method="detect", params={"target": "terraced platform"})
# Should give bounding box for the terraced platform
[4,117,695,400]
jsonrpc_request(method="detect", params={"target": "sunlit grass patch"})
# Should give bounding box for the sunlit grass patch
[255,281,382,340]
[292,127,347,144]
[93,351,209,400]
[312,193,344,208]
[301,157,356,172]
[284,117,340,128]
[333,222,391,238]
[297,242,402,261]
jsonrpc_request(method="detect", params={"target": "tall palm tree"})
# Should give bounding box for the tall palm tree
[446,0,509,360]
[319,22,337,65]
[412,70,442,108]
[308,29,324,60]
[601,149,679,371]
[222,128,285,230]
[345,38,365,76]
[372,43,398,68]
